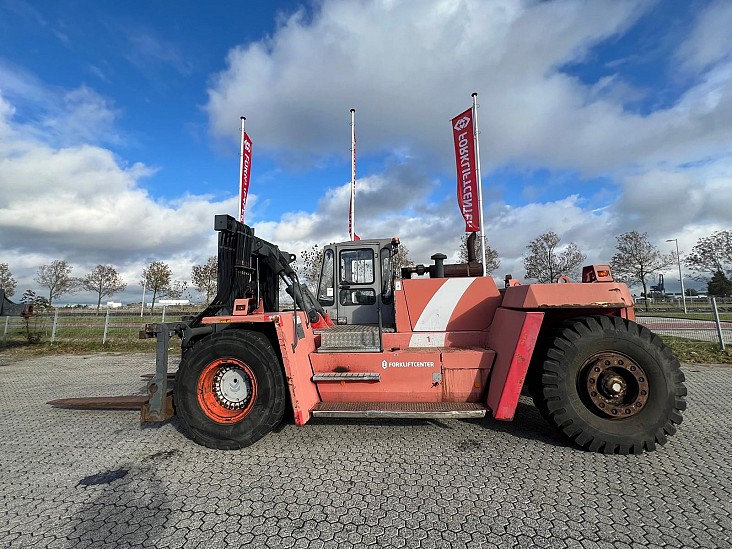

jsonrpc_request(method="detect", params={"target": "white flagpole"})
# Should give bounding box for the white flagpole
[238,116,246,223]
[350,108,356,241]
[472,92,487,277]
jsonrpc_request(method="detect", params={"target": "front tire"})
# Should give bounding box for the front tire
[175,330,286,450]
[533,316,686,454]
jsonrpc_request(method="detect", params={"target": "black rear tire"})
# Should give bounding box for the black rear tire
[533,315,686,454]
[175,330,286,450]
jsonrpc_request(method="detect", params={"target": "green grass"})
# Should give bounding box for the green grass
[660,335,732,365]
[0,339,157,360]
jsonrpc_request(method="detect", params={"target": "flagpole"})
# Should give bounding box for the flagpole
[472,93,487,277]
[238,116,246,223]
[350,108,356,241]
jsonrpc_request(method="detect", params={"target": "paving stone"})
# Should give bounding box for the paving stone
[0,354,730,548]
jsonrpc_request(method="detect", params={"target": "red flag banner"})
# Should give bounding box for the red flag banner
[239,132,253,223]
[451,108,480,232]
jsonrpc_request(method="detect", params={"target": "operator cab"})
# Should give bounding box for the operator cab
[316,238,398,326]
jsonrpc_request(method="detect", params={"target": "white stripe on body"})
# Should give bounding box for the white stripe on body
[412,278,475,332]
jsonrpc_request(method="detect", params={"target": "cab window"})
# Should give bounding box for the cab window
[381,246,394,304]
[339,249,374,284]
[317,249,335,306]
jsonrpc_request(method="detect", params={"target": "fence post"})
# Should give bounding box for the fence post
[3,316,9,342]
[162,305,166,323]
[103,307,111,345]
[711,297,726,351]
[51,309,59,344]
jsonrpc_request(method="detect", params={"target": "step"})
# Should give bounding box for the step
[316,346,382,353]
[311,401,487,419]
[312,372,381,382]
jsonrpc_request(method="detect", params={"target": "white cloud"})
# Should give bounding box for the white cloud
[677,1,732,73]
[0,60,122,146]
[0,91,233,303]
[204,0,732,179]
[4,0,731,305]
[200,0,732,289]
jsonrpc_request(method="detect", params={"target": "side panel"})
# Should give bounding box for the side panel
[310,349,442,402]
[274,312,322,426]
[485,309,544,420]
[383,330,487,350]
[401,277,502,332]
[501,282,633,310]
[442,348,495,402]
[310,347,496,404]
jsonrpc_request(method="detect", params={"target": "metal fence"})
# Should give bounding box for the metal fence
[2,307,202,345]
[636,297,729,350]
[2,301,729,350]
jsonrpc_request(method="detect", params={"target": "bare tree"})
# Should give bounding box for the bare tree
[458,233,500,274]
[685,229,732,280]
[192,256,218,304]
[168,280,189,301]
[35,260,78,306]
[0,263,17,296]
[82,265,127,313]
[21,289,50,312]
[141,261,172,313]
[298,245,324,290]
[392,242,414,273]
[524,231,585,283]
[610,231,674,311]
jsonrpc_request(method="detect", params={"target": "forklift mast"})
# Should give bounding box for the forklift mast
[189,214,328,329]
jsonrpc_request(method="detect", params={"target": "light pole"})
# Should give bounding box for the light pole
[140,279,146,318]
[666,239,687,314]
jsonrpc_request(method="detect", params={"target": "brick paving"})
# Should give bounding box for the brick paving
[0,353,730,548]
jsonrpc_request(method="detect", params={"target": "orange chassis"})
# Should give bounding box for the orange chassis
[200,274,634,427]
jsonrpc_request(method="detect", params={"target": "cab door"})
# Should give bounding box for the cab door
[317,241,396,326]
[316,243,379,325]
[335,243,380,324]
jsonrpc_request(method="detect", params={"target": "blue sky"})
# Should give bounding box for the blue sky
[1,0,731,304]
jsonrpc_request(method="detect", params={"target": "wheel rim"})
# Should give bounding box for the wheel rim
[577,352,649,419]
[196,358,257,424]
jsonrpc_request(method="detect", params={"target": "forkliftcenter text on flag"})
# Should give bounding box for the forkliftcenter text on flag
[451,93,486,276]
[239,116,253,223]
[348,108,360,241]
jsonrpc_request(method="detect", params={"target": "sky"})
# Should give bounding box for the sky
[1,0,731,305]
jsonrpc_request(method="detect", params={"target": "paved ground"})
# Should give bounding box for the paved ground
[0,353,730,549]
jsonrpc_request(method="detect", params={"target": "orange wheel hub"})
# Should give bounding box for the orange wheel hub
[196,358,257,424]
